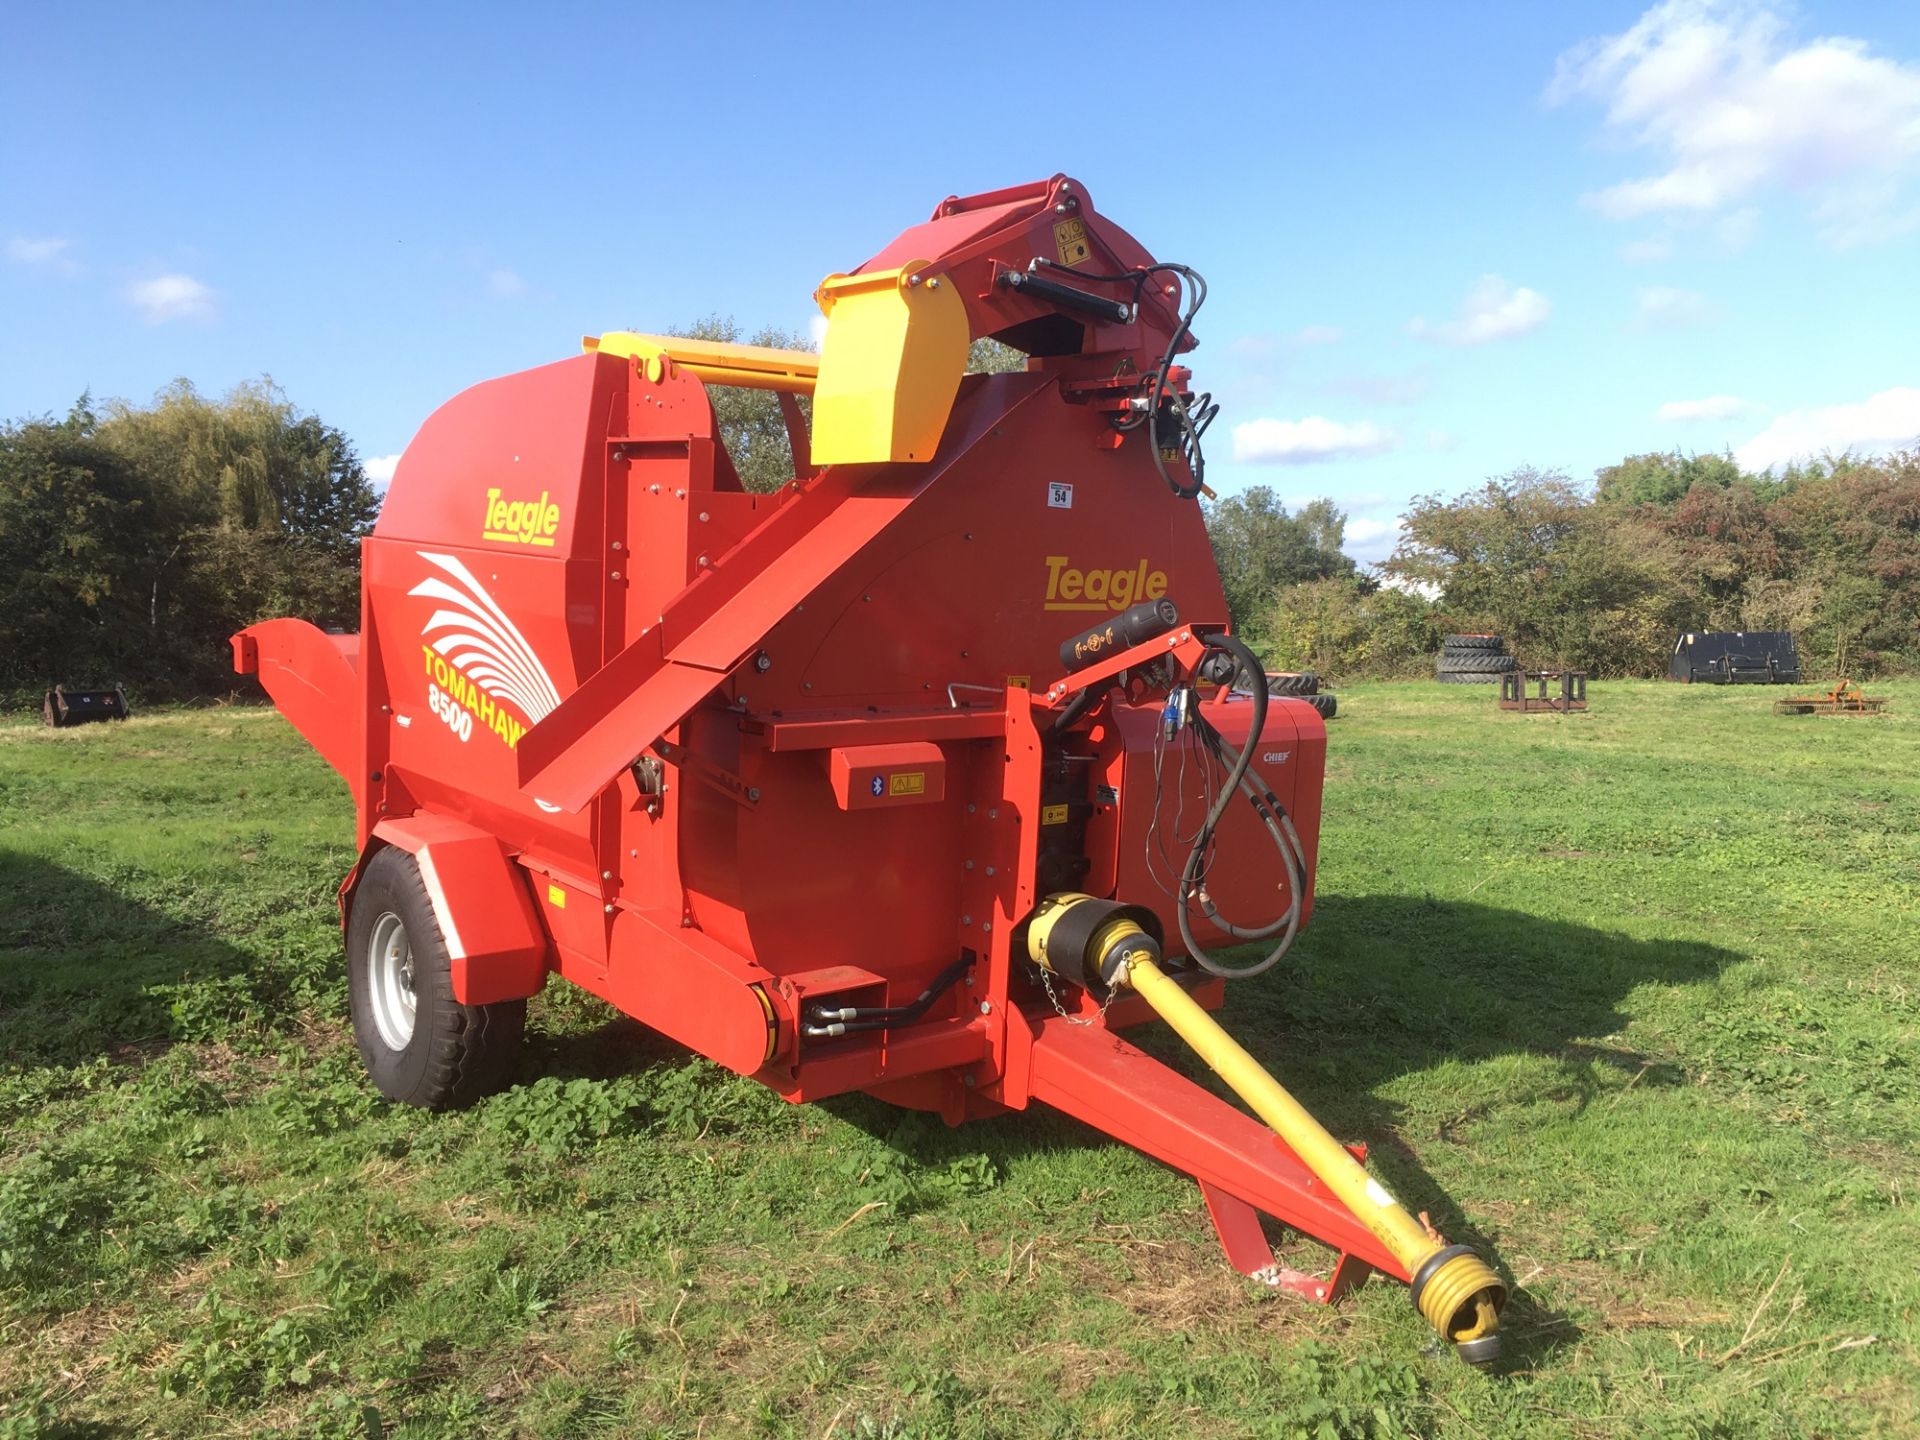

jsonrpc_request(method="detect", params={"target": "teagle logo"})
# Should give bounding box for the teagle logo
[482,487,561,547]
[1043,555,1169,613]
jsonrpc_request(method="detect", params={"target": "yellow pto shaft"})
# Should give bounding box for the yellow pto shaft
[1125,952,1507,1362]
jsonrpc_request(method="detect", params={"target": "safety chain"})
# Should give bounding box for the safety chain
[1036,960,1126,1028]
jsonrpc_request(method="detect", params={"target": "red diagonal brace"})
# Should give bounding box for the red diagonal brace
[1024,1016,1407,1286]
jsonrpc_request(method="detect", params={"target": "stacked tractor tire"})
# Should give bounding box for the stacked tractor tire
[1269,671,1337,720]
[1435,634,1518,684]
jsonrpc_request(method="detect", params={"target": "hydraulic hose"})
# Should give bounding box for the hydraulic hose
[1176,632,1307,980]
[801,954,973,1038]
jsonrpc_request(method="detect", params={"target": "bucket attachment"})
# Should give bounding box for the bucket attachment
[41,685,130,727]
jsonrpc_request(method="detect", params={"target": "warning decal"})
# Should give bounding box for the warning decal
[889,772,926,797]
[1053,217,1090,267]
[1041,803,1069,825]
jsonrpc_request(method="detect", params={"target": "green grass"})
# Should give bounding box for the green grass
[2,684,1917,1438]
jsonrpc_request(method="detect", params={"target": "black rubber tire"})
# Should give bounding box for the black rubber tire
[1267,671,1320,697]
[346,846,525,1110]
[1304,693,1338,719]
[1444,633,1503,650]
[1438,653,1518,673]
[1437,669,1502,683]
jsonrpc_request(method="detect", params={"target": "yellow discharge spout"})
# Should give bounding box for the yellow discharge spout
[1125,952,1507,1362]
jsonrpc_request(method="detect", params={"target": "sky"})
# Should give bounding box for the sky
[5,0,1920,566]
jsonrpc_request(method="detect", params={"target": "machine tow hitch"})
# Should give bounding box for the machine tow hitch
[1025,621,1508,1363]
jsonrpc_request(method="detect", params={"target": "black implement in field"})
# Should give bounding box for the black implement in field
[42,685,130,727]
[1669,631,1801,684]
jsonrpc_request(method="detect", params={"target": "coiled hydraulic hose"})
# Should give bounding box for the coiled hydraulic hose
[1175,632,1311,980]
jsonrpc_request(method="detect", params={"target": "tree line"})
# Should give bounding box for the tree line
[0,383,377,706]
[1212,449,1920,679]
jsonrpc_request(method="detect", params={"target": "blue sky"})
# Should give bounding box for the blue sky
[5,1,1919,564]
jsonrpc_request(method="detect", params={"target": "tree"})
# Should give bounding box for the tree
[1261,577,1438,678]
[661,315,812,493]
[1387,467,1691,674]
[1594,450,1742,507]
[1,382,378,704]
[96,379,378,548]
[967,338,1026,375]
[1203,487,1357,640]
[0,403,152,696]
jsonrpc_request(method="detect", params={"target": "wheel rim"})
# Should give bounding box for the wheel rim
[366,911,417,1051]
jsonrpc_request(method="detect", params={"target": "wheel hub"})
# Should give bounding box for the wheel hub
[367,911,417,1050]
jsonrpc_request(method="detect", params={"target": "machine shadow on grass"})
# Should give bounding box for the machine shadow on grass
[0,850,264,1075]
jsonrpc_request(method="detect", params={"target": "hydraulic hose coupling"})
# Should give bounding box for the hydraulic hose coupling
[1410,1244,1507,1366]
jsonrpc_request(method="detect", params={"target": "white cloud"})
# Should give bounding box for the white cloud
[124,273,215,324]
[7,236,78,273]
[1549,1,1920,245]
[1658,394,1747,421]
[1345,517,1398,545]
[486,267,527,299]
[1631,284,1715,330]
[808,312,830,348]
[1408,275,1550,346]
[364,454,402,491]
[1621,234,1674,263]
[1231,416,1399,465]
[1735,386,1920,470]
[1343,516,1405,565]
[1293,324,1343,346]
[1424,428,1462,452]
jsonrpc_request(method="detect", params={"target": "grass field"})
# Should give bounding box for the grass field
[2,682,1917,1439]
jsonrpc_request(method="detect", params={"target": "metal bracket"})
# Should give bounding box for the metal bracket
[631,755,667,817]
[652,737,760,809]
[1199,1179,1374,1305]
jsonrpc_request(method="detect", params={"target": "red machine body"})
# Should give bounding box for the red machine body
[237,177,1395,1297]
